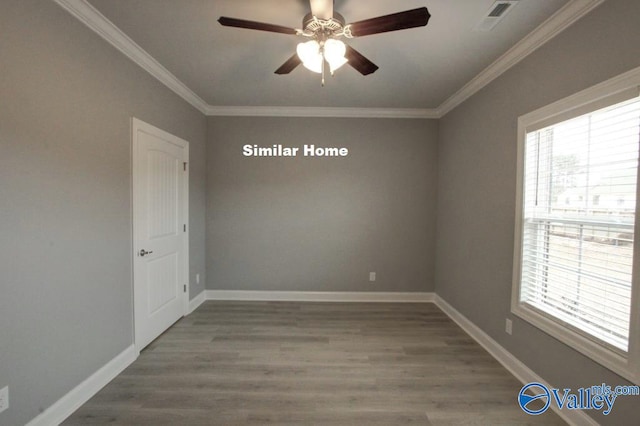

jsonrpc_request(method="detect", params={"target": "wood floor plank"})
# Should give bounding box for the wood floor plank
[63,301,566,425]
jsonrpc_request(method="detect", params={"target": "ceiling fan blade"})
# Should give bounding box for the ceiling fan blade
[347,7,430,37]
[309,0,333,20]
[345,45,379,75]
[218,17,297,35]
[274,53,302,74]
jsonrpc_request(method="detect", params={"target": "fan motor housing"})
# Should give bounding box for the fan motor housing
[302,12,345,37]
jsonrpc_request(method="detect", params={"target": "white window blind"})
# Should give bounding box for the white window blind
[520,95,640,353]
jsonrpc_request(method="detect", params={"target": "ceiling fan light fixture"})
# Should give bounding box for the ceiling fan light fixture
[297,38,348,76]
[296,40,323,73]
[219,2,431,79]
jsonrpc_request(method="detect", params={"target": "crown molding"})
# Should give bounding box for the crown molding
[205,105,439,119]
[436,0,605,117]
[55,0,604,119]
[53,0,209,114]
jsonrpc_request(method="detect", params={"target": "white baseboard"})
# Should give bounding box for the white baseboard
[26,345,137,426]
[433,295,599,426]
[205,290,435,303]
[187,290,206,314]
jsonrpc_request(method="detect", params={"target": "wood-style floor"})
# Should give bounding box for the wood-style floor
[64,301,565,425]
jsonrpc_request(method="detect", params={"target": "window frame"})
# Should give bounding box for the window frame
[512,66,640,385]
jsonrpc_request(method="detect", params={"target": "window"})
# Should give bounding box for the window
[513,68,640,384]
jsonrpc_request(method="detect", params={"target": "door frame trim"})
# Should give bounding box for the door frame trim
[131,117,189,353]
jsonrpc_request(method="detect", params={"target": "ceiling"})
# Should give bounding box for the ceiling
[59,0,598,115]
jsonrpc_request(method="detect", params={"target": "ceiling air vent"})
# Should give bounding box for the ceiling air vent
[475,0,519,31]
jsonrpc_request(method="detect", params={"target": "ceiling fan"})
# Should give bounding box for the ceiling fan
[218,0,431,84]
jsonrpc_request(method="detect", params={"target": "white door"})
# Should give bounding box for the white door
[132,118,189,351]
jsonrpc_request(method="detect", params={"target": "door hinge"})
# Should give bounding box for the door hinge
[183,224,186,232]
[183,162,187,171]
[183,284,187,293]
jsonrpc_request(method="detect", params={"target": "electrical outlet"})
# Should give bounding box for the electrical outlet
[196,273,200,284]
[369,272,376,282]
[505,318,513,335]
[0,386,8,413]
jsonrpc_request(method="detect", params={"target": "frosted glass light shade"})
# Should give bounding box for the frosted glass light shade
[296,40,322,73]
[324,39,347,73]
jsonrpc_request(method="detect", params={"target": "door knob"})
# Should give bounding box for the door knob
[139,249,153,257]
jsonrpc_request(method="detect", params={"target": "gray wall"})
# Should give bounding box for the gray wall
[0,1,206,425]
[435,0,640,424]
[207,117,438,293]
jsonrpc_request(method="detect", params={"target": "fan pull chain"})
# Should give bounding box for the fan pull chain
[321,46,326,86]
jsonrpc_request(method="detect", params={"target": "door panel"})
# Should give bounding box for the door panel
[147,253,178,314]
[147,149,179,239]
